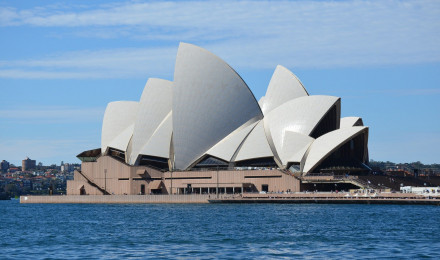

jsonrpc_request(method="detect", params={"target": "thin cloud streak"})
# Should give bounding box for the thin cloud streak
[0,0,439,79]
[0,47,177,79]
[0,107,105,123]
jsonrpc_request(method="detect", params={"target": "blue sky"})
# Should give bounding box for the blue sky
[0,0,439,166]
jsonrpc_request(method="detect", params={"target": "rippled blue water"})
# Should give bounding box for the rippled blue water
[1,199,439,259]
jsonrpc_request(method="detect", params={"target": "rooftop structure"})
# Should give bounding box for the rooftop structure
[92,42,369,174]
[22,157,36,171]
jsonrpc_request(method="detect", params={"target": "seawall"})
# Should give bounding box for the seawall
[209,198,440,205]
[20,194,211,204]
[19,193,440,205]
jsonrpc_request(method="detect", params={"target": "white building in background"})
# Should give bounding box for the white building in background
[401,186,440,196]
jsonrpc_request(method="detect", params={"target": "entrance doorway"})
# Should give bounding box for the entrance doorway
[262,184,269,192]
[140,184,145,195]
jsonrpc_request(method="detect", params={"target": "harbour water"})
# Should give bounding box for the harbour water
[1,199,439,259]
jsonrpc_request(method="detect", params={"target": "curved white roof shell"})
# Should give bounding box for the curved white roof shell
[95,42,369,174]
[258,96,266,110]
[101,101,139,154]
[340,117,364,128]
[138,111,173,159]
[263,95,340,166]
[301,126,369,174]
[234,120,274,162]
[281,131,314,166]
[172,43,263,170]
[128,78,173,164]
[206,120,259,162]
[261,65,308,115]
[107,124,135,153]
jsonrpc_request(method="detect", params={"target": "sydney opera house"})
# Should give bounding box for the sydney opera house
[67,43,370,196]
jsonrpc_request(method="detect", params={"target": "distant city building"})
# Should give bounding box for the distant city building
[1,160,10,172]
[61,163,71,172]
[22,157,36,171]
[60,163,80,173]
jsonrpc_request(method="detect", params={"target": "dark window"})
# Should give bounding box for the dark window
[235,157,277,167]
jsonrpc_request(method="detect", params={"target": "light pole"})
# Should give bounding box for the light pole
[104,169,107,195]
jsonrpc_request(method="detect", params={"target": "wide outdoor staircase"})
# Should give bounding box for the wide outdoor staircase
[348,177,382,190]
[300,174,389,190]
[75,170,110,195]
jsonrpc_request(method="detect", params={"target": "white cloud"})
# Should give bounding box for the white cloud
[0,107,105,123]
[0,0,439,78]
[0,47,177,79]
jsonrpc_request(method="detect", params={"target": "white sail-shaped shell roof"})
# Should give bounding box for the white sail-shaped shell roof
[264,95,340,166]
[128,78,172,164]
[101,101,138,154]
[282,131,314,166]
[301,126,369,174]
[96,43,369,174]
[172,43,263,170]
[340,117,364,128]
[235,121,274,162]
[137,111,173,159]
[206,120,259,162]
[261,65,308,115]
[107,124,135,153]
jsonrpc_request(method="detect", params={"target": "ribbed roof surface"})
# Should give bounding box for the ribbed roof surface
[172,43,263,170]
[235,120,274,162]
[129,78,173,164]
[261,65,308,115]
[138,111,173,159]
[281,131,314,166]
[301,126,368,174]
[97,43,368,174]
[264,95,340,167]
[101,101,138,154]
[207,120,259,162]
